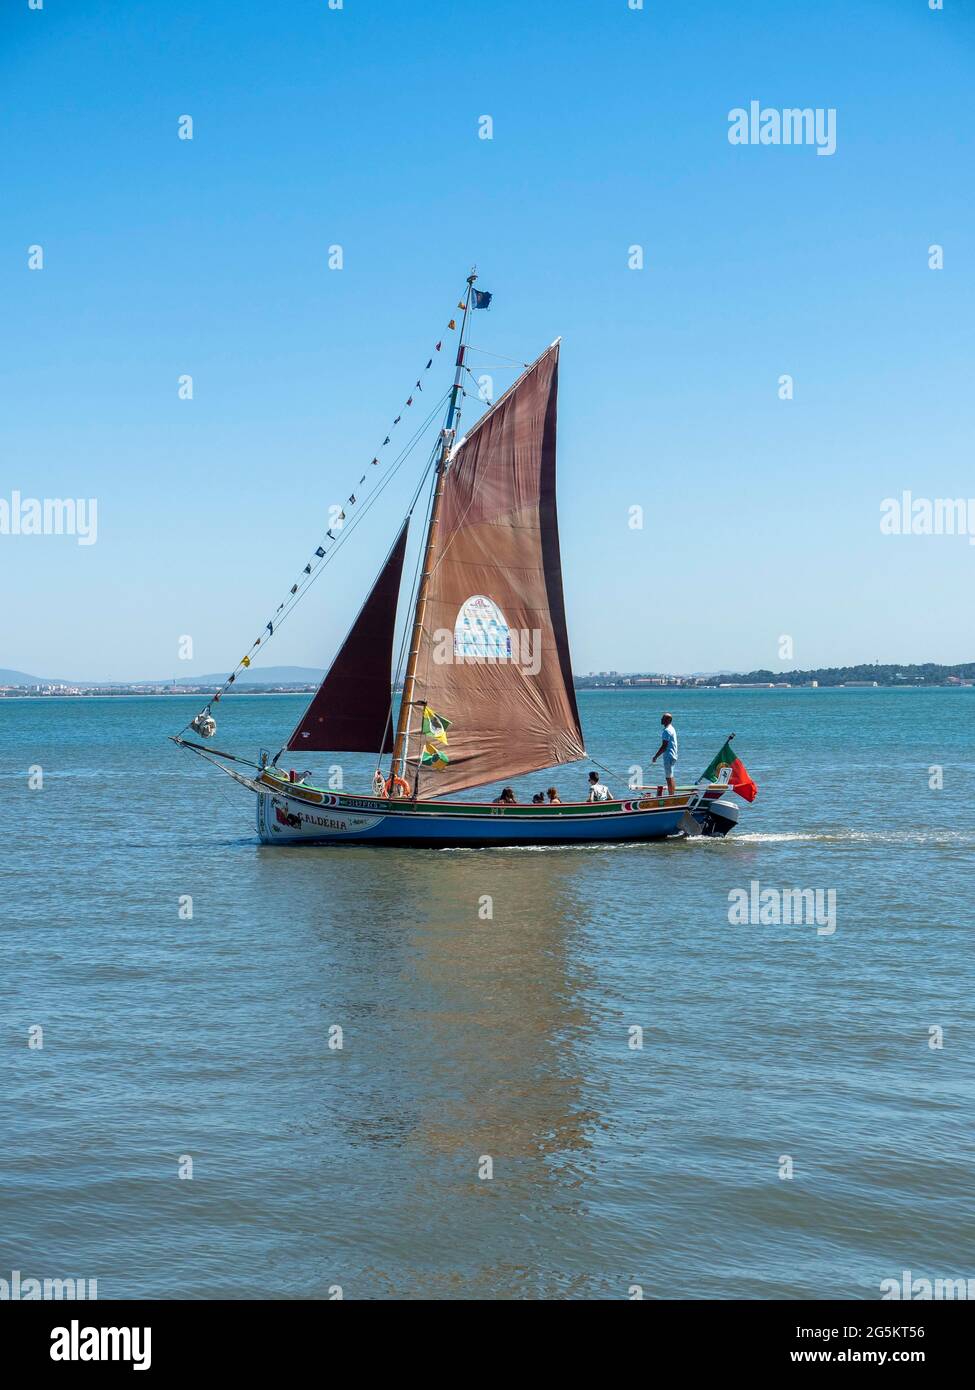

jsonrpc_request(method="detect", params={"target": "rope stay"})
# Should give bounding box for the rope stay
[174,301,467,739]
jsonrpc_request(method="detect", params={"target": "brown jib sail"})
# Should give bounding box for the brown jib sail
[287,519,408,752]
[407,341,585,795]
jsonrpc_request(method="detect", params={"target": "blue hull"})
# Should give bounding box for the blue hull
[255,784,738,846]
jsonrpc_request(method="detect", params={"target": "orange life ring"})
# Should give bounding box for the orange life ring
[383,776,411,799]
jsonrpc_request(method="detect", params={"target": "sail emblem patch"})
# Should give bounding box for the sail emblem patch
[454,595,512,661]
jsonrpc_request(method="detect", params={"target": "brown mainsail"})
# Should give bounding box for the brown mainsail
[286,519,409,753]
[406,341,585,795]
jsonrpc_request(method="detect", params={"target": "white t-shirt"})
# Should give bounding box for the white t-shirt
[588,782,612,801]
[661,724,678,758]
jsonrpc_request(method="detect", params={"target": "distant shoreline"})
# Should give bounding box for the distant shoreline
[3,661,973,697]
[0,688,318,700]
[2,684,972,701]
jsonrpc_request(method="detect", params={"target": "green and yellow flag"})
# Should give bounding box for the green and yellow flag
[417,706,450,770]
[421,705,450,745]
[420,742,449,770]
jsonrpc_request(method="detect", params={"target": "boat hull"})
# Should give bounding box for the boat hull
[254,778,739,847]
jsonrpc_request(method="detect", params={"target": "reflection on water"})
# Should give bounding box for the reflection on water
[250,845,602,1297]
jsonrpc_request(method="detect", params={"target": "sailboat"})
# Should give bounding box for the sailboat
[173,273,750,846]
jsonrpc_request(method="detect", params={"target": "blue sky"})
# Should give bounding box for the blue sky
[2,0,972,680]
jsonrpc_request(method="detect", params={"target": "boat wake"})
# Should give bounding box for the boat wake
[731,828,975,848]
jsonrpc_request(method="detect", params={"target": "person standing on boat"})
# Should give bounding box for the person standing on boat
[587,771,612,801]
[651,712,678,793]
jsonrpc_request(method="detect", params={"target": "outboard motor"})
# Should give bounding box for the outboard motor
[696,797,740,837]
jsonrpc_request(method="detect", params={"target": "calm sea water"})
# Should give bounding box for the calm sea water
[2,688,973,1300]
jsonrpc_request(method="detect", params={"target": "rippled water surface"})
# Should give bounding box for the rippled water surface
[2,689,973,1298]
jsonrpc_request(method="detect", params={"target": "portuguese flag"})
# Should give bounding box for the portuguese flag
[700,739,758,802]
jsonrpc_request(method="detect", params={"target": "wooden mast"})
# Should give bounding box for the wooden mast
[389,270,477,789]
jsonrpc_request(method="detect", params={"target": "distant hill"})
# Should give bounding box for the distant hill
[0,665,323,687]
[168,666,322,686]
[575,662,975,689]
[0,668,47,685]
[697,662,975,687]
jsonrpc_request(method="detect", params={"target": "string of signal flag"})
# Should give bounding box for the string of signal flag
[180,301,471,733]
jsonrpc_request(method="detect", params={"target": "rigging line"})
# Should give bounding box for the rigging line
[586,752,633,785]
[208,757,259,827]
[170,736,260,769]
[461,367,488,401]
[285,393,447,614]
[270,429,442,770]
[412,293,481,598]
[314,310,465,478]
[422,425,486,583]
[423,346,554,587]
[397,309,485,721]
[171,737,270,795]
[452,344,553,459]
[375,457,437,776]
[215,380,447,670]
[408,365,483,765]
[282,507,414,756]
[465,345,530,365]
[380,442,439,762]
[397,279,477,787]
[262,385,450,626]
[392,450,436,683]
[275,441,440,772]
[175,388,450,736]
[403,429,443,516]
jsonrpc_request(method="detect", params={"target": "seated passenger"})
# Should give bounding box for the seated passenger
[587,771,612,802]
